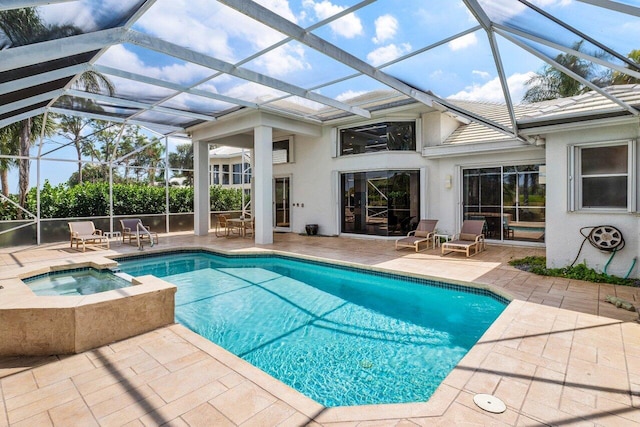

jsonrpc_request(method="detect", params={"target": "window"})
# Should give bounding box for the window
[573,141,634,210]
[340,121,416,155]
[273,139,290,164]
[341,170,420,236]
[212,165,220,185]
[463,165,545,242]
[222,164,229,185]
[232,163,251,185]
[232,163,242,184]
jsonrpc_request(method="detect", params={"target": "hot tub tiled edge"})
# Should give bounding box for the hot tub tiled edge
[0,264,176,356]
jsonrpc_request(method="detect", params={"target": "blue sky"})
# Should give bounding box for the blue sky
[6,0,640,188]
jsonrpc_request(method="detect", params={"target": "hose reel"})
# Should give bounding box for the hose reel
[570,225,635,278]
[584,225,625,252]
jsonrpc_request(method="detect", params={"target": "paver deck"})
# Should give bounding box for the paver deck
[1,233,639,426]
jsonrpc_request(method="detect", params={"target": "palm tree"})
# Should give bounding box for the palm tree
[611,50,640,85]
[0,7,114,210]
[523,41,598,103]
[0,126,19,196]
[139,137,164,185]
[168,143,194,185]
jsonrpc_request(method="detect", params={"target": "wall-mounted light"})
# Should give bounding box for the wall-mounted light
[539,165,546,185]
[444,174,452,189]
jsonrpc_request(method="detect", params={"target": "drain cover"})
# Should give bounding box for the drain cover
[473,394,506,413]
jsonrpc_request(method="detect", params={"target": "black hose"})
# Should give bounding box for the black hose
[570,225,625,267]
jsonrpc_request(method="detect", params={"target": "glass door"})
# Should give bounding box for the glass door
[341,170,419,236]
[462,165,545,242]
[274,176,291,231]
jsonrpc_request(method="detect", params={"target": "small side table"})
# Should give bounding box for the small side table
[104,231,122,245]
[433,233,452,247]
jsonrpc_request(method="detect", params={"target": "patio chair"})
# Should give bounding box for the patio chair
[395,219,438,252]
[120,219,158,246]
[215,214,240,237]
[441,220,486,257]
[68,221,110,252]
[243,217,255,238]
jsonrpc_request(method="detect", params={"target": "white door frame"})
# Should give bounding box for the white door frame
[273,175,292,232]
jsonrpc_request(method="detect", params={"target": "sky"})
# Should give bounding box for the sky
[5,0,640,188]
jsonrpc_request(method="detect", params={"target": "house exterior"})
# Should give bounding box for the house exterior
[195,85,640,279]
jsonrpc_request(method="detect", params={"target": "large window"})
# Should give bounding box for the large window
[463,165,545,242]
[340,122,416,155]
[341,170,420,236]
[573,142,631,210]
[232,163,251,184]
[222,164,229,185]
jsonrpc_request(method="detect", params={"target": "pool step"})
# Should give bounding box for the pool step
[114,272,134,282]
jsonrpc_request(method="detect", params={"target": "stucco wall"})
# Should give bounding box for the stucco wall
[276,122,546,242]
[431,148,546,237]
[277,126,432,237]
[544,122,639,278]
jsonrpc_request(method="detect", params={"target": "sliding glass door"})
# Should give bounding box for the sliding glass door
[463,165,545,242]
[341,170,420,236]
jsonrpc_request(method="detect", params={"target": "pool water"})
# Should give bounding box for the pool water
[118,252,506,407]
[25,268,131,296]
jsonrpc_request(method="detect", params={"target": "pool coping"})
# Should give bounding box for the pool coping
[110,245,516,304]
[0,258,177,356]
[0,245,516,421]
[108,245,519,421]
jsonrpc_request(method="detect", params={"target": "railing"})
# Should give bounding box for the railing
[0,210,245,247]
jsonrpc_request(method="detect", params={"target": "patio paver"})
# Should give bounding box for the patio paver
[1,233,638,426]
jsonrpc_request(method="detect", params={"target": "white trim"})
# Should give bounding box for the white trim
[336,118,420,157]
[570,139,635,212]
[423,140,538,159]
[273,175,292,232]
[420,167,427,219]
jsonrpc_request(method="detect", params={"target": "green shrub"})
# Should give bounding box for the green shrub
[509,256,640,287]
[20,181,244,218]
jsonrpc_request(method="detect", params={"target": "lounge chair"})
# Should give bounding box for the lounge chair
[441,220,486,257]
[120,219,158,246]
[395,219,438,252]
[69,221,110,252]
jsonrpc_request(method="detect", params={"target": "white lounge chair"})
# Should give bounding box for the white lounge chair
[441,220,486,257]
[120,219,158,246]
[68,221,110,252]
[395,219,438,252]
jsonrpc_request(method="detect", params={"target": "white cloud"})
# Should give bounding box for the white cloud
[253,44,310,77]
[254,0,298,22]
[372,15,398,44]
[303,0,363,38]
[367,43,411,67]
[224,81,284,104]
[448,33,478,51]
[448,72,535,103]
[476,0,571,22]
[472,70,491,79]
[38,2,97,31]
[98,45,211,86]
[336,90,368,102]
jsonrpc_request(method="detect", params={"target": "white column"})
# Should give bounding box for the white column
[254,126,273,244]
[193,140,210,236]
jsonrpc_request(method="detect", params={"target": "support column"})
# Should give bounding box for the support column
[193,140,210,236]
[254,126,273,244]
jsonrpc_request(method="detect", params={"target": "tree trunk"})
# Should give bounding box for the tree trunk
[75,138,83,184]
[18,118,31,219]
[0,169,8,197]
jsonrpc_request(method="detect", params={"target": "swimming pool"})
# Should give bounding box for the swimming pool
[117,251,507,407]
[24,268,131,296]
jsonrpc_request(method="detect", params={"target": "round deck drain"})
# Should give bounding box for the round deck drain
[473,394,506,413]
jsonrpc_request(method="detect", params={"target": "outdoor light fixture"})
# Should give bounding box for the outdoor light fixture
[444,174,453,189]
